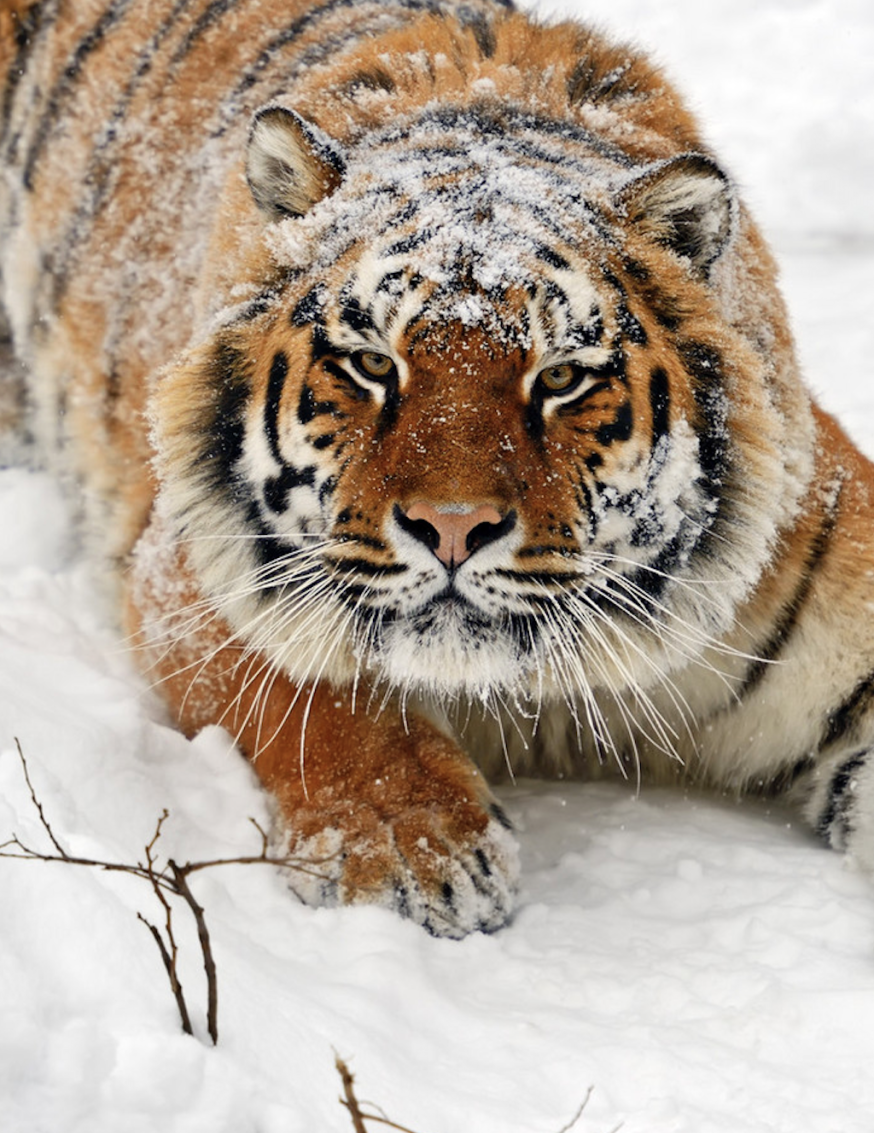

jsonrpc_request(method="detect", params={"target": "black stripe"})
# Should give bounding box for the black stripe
[168,0,243,64]
[193,339,251,497]
[265,351,288,463]
[739,487,843,697]
[1,0,53,154]
[494,568,575,586]
[595,401,632,446]
[318,474,338,504]
[22,0,136,189]
[216,0,427,119]
[291,286,328,328]
[334,533,388,552]
[322,360,370,402]
[327,557,406,578]
[297,384,340,425]
[243,503,316,572]
[567,55,640,107]
[461,9,497,58]
[339,294,375,335]
[649,366,670,446]
[681,340,728,498]
[823,668,874,751]
[395,102,635,170]
[342,65,396,95]
[532,242,570,271]
[817,751,867,844]
[517,544,575,559]
[765,755,815,796]
[263,464,316,513]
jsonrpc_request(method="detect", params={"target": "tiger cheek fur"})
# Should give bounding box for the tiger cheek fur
[6,0,874,938]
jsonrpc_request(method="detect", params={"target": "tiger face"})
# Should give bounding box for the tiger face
[156,103,787,712]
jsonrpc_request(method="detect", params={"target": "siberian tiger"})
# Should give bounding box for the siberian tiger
[2,0,873,938]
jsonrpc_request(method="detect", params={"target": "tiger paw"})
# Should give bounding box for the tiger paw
[278,797,520,938]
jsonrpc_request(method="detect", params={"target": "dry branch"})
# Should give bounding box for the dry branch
[336,1055,422,1133]
[1,738,334,1044]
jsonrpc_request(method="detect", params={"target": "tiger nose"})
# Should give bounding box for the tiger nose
[395,502,514,567]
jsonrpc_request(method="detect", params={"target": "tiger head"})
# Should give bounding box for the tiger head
[154,47,806,713]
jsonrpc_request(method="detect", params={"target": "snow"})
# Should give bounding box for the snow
[2,1,874,1130]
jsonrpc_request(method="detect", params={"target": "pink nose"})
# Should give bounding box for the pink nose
[402,502,506,567]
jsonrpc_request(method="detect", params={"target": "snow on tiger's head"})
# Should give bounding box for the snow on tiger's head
[152,13,809,706]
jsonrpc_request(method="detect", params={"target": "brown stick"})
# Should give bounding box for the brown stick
[335,1055,424,1133]
[170,861,219,1045]
[138,912,194,1036]
[336,1055,370,1133]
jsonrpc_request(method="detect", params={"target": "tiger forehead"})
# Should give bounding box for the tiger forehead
[270,108,619,294]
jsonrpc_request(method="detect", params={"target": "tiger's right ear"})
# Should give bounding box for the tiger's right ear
[246,106,346,221]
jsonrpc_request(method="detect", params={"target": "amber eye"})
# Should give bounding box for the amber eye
[538,363,579,393]
[352,351,396,380]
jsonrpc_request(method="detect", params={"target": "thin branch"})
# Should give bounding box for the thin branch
[138,912,193,1035]
[336,1054,371,1133]
[170,861,219,1045]
[14,736,69,857]
[554,1088,594,1133]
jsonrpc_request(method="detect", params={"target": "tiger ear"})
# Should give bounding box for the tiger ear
[246,106,346,221]
[618,154,734,275]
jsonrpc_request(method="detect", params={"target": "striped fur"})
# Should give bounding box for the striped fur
[3,0,874,936]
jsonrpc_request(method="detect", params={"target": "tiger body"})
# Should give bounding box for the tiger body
[3,0,874,936]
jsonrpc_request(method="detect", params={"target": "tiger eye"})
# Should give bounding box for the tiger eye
[539,363,577,392]
[355,351,395,379]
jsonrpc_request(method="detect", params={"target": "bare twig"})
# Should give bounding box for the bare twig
[1,738,334,1043]
[170,860,219,1045]
[336,1055,422,1133]
[13,737,67,857]
[138,911,194,1036]
[336,1054,370,1133]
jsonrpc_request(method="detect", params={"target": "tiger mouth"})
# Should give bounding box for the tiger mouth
[354,584,541,682]
[388,589,501,637]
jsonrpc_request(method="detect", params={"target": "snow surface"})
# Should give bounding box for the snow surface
[2,1,874,1130]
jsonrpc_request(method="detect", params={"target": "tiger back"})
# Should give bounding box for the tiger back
[3,0,874,937]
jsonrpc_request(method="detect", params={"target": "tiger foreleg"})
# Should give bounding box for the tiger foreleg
[126,525,519,938]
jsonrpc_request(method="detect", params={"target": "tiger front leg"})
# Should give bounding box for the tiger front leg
[125,544,518,938]
[252,684,520,938]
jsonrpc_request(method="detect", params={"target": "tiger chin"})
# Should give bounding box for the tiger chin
[3,0,874,939]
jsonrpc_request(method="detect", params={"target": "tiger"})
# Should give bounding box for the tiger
[2,0,874,939]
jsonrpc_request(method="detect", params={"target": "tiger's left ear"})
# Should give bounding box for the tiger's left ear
[246,106,347,221]
[618,154,734,275]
